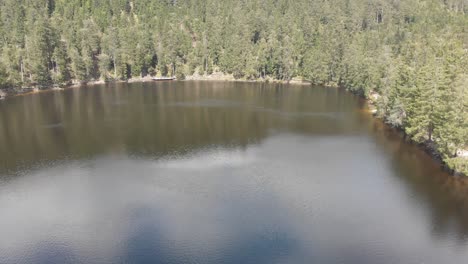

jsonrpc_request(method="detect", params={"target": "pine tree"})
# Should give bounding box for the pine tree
[27,17,53,87]
[0,63,10,89]
[69,48,87,82]
[404,63,436,143]
[0,0,466,173]
[52,40,72,84]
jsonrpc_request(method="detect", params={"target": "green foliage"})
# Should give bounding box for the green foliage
[52,40,72,84]
[97,53,111,80]
[27,17,54,87]
[0,0,466,173]
[0,64,11,89]
[69,48,87,81]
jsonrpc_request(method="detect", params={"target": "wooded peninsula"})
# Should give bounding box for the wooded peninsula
[0,0,466,175]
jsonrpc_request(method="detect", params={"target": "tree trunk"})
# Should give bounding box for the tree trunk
[113,57,117,78]
[428,122,433,141]
[20,59,24,84]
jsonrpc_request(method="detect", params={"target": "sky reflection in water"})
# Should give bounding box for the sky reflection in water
[0,81,468,264]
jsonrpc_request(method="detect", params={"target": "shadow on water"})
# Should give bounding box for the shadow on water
[26,243,78,264]
[122,204,297,264]
[369,119,468,241]
[122,207,174,264]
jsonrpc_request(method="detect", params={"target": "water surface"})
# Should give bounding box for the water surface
[0,81,467,264]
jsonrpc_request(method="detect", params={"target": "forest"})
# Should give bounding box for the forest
[0,0,467,174]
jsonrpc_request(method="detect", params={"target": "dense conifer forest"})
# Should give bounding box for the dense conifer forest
[0,0,466,174]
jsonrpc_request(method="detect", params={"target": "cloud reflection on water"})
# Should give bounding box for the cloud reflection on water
[1,134,468,264]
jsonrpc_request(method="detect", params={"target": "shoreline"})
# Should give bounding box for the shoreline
[364,91,467,177]
[1,76,465,177]
[0,73,312,100]
[184,72,313,85]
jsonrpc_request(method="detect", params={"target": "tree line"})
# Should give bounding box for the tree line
[0,0,466,174]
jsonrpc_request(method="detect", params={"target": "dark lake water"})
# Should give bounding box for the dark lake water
[1,81,468,264]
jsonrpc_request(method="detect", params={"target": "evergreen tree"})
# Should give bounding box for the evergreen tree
[52,40,72,84]
[27,17,53,87]
[0,0,466,173]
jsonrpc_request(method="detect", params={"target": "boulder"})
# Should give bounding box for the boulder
[456,149,468,158]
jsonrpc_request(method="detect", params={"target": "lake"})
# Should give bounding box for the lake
[0,81,467,264]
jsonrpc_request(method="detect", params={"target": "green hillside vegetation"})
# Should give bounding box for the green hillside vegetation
[0,0,467,174]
